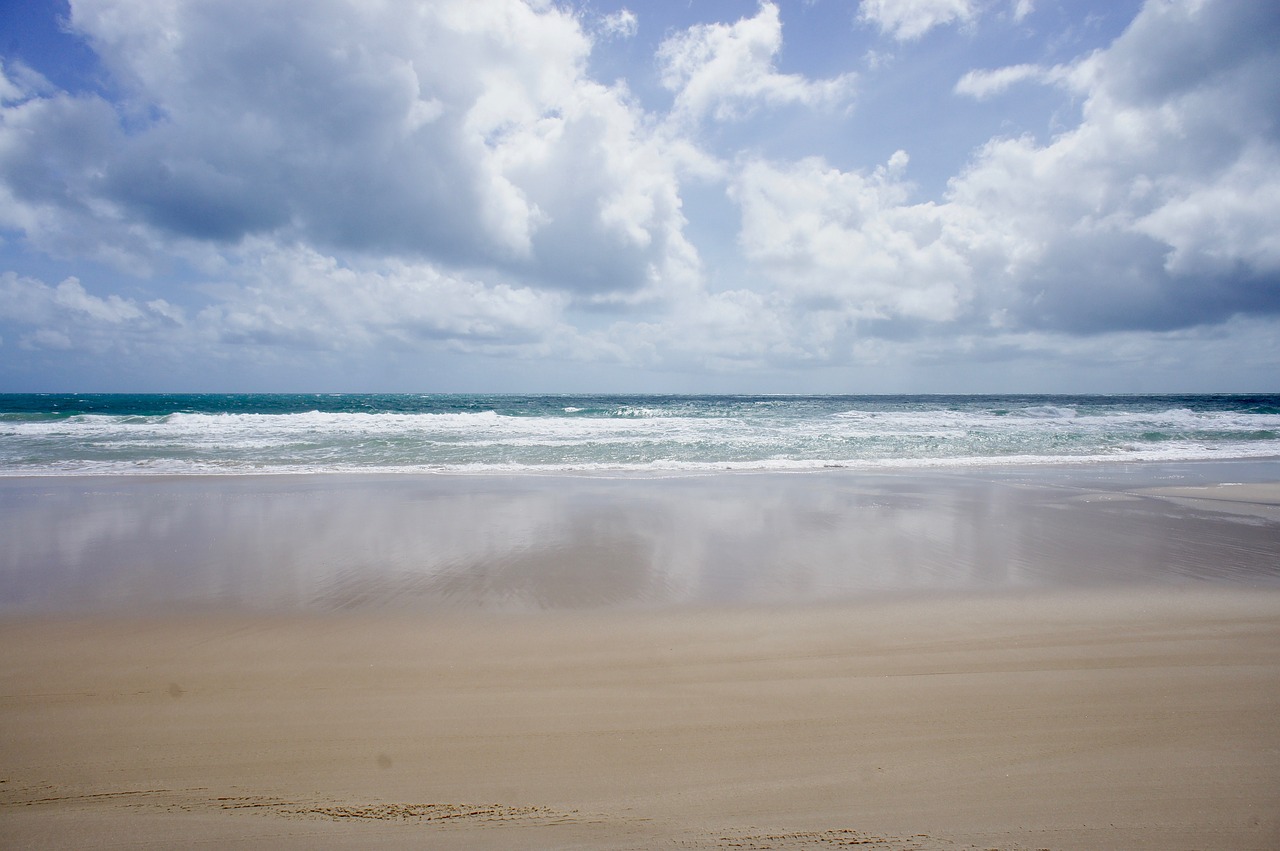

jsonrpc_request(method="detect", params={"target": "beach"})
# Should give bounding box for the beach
[3,464,1280,849]
[4,0,1280,837]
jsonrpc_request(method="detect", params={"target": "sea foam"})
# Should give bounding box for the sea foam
[2,394,1279,475]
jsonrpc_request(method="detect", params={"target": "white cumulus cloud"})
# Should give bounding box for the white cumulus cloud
[200,243,573,353]
[658,2,856,124]
[0,272,183,353]
[598,9,638,40]
[858,0,977,41]
[953,61,1084,99]
[731,152,978,324]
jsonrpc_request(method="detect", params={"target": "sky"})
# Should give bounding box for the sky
[0,0,1278,393]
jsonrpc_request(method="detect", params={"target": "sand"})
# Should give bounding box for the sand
[3,465,1280,849]
[2,590,1279,850]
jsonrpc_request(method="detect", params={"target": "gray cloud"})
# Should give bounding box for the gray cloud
[987,1,1280,334]
[1101,1,1280,108]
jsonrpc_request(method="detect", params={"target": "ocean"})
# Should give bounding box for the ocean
[2,393,1279,476]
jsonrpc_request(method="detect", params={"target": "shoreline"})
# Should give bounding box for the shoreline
[4,451,1280,479]
[2,452,1279,476]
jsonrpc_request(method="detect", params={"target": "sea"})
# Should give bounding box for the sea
[3,393,1279,476]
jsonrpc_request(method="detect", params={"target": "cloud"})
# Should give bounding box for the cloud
[200,243,572,353]
[857,0,1034,43]
[0,61,28,104]
[731,151,979,325]
[953,62,1083,100]
[736,0,1280,345]
[0,272,183,352]
[2,0,1278,387]
[858,0,977,41]
[0,244,573,360]
[598,9,638,40]
[0,0,694,297]
[946,0,1280,333]
[657,2,856,124]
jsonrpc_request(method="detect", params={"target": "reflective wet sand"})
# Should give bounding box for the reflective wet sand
[2,460,1279,614]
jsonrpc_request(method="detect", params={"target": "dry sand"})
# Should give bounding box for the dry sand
[3,589,1279,850]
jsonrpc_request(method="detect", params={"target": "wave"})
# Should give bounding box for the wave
[1012,405,1078,419]
[7,440,1280,477]
[4,395,1280,476]
[7,405,1280,436]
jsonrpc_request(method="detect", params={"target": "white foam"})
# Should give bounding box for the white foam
[4,404,1280,477]
[5,441,1280,477]
[1014,405,1078,418]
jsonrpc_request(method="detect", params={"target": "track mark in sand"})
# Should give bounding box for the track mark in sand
[695,829,1040,850]
[0,783,205,808]
[216,795,593,826]
[3,784,594,829]
[4,786,1042,848]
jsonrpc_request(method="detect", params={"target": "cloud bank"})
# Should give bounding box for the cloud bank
[1,0,1278,390]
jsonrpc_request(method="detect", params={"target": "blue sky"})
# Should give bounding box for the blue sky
[1,0,1277,392]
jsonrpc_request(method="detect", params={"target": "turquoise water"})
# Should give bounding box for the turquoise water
[2,393,1279,475]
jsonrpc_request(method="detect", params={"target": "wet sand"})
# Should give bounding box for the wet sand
[2,464,1280,849]
[4,461,1280,614]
